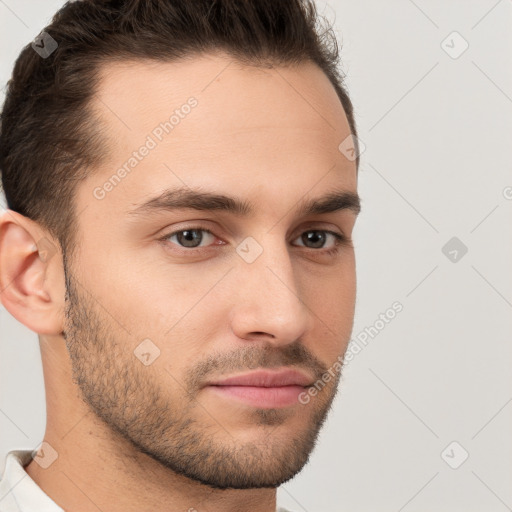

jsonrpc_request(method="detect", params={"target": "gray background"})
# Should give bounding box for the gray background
[1,1,511,511]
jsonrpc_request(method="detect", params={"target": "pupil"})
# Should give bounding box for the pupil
[304,231,325,248]
[178,230,202,248]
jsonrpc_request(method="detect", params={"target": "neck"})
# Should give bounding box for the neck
[25,413,277,512]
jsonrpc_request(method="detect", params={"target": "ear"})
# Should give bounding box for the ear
[0,209,66,335]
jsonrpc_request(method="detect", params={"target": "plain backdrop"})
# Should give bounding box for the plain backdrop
[1,1,511,511]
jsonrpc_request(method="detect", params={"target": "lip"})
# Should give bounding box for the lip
[205,369,314,388]
[204,369,314,409]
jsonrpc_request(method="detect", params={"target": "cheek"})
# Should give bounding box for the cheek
[306,253,356,306]
[100,258,228,364]
[305,264,356,354]
[93,248,213,328]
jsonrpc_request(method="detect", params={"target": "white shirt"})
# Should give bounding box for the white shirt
[0,450,63,512]
[0,450,293,512]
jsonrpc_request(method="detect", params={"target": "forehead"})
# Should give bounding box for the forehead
[80,53,356,220]
[92,52,349,131]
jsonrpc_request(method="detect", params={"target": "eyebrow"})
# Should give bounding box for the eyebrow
[128,186,361,218]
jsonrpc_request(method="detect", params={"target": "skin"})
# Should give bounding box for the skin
[0,52,359,512]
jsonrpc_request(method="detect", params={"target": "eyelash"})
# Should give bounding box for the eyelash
[159,225,349,257]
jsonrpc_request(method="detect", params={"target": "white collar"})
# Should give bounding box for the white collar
[0,450,64,512]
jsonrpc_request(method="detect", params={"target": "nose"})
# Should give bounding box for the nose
[229,237,314,345]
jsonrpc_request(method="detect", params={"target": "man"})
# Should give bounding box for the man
[0,0,361,510]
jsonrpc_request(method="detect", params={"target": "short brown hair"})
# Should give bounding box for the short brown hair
[0,0,359,258]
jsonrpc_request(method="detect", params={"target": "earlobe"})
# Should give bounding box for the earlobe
[0,209,65,335]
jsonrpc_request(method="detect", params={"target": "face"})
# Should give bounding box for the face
[63,53,359,489]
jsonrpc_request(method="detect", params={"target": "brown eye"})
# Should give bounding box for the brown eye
[300,230,327,249]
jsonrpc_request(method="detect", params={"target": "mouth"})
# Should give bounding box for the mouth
[204,368,314,409]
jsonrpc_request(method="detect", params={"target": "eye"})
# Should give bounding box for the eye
[163,227,217,249]
[160,226,347,254]
[292,230,346,251]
